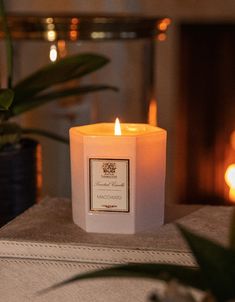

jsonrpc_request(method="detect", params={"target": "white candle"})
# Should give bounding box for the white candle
[70,120,166,234]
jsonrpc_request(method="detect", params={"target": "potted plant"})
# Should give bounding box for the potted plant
[0,0,116,226]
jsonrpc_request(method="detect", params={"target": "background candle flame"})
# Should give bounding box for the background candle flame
[148,98,158,126]
[114,118,121,136]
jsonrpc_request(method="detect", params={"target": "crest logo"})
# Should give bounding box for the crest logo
[102,162,117,176]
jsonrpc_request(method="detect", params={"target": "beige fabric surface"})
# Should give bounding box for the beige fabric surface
[0,258,167,302]
[0,198,233,301]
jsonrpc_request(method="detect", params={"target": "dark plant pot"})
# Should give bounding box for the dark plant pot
[0,138,41,227]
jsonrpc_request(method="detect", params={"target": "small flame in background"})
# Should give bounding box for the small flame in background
[114,118,122,136]
[148,98,158,126]
[225,164,235,202]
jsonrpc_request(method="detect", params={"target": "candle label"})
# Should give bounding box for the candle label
[89,158,130,212]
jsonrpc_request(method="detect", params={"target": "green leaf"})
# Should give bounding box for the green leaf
[11,84,118,116]
[0,89,14,110]
[229,209,235,250]
[39,263,205,295]
[177,224,235,302]
[13,53,110,103]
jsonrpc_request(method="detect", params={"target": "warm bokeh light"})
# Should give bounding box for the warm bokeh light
[70,30,78,41]
[114,118,121,136]
[91,31,106,39]
[148,98,157,126]
[163,18,171,26]
[45,18,57,41]
[157,33,167,41]
[158,22,168,31]
[49,44,57,62]
[47,23,55,30]
[69,18,79,41]
[57,40,67,58]
[46,17,54,24]
[71,17,80,25]
[157,18,171,32]
[225,164,235,202]
[46,30,57,41]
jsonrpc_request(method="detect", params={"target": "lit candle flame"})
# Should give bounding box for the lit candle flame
[225,164,235,202]
[114,118,121,136]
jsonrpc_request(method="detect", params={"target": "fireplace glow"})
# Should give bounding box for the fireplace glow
[225,164,235,202]
[230,131,235,150]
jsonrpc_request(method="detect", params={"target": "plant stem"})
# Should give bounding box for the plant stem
[0,0,13,88]
[22,128,69,145]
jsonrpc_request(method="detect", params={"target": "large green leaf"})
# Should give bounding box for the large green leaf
[11,84,118,116]
[13,53,110,103]
[0,89,14,110]
[40,263,205,295]
[178,224,235,302]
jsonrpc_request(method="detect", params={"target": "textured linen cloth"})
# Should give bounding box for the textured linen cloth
[0,198,232,301]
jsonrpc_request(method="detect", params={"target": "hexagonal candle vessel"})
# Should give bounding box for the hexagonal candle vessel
[70,121,166,234]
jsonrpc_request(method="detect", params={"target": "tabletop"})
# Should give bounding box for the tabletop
[0,197,233,302]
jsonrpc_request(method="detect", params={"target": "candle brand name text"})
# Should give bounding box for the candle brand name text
[95,181,124,187]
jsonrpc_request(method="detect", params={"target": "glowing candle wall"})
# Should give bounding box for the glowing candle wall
[70,122,166,234]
